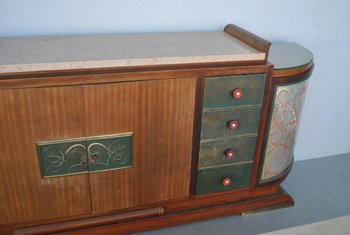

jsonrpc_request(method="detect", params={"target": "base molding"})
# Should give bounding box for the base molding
[15,207,164,235]
[15,186,293,235]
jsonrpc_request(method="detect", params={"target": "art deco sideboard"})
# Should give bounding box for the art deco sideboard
[0,24,314,234]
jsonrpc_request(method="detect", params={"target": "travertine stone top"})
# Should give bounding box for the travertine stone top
[0,32,265,73]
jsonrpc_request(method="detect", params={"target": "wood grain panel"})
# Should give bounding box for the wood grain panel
[0,87,91,224]
[84,77,197,213]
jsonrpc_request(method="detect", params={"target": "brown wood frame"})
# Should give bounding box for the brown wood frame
[0,63,270,90]
[0,24,313,235]
[0,63,273,235]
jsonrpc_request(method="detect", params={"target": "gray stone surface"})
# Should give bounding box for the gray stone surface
[135,153,350,234]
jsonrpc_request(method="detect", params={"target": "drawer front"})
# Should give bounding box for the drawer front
[199,136,257,168]
[203,74,266,110]
[196,163,252,194]
[201,107,261,140]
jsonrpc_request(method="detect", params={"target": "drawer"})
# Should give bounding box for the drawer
[201,106,261,140]
[196,163,252,194]
[198,135,257,168]
[203,74,266,110]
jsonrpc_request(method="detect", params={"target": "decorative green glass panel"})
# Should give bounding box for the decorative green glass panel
[203,74,266,110]
[196,163,252,195]
[199,135,257,168]
[37,138,88,178]
[87,133,133,173]
[201,106,262,140]
[37,132,133,177]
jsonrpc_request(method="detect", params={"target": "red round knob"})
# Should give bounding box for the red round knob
[232,88,243,99]
[225,150,235,160]
[228,120,239,130]
[222,177,231,186]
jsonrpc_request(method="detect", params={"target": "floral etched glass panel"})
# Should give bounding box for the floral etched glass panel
[261,80,308,181]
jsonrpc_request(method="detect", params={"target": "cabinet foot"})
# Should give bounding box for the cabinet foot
[49,187,294,235]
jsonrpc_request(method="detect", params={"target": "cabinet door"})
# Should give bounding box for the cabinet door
[84,78,196,213]
[0,87,91,224]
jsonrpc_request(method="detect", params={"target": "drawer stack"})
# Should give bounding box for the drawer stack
[196,74,266,194]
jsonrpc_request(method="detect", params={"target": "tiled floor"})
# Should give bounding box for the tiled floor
[135,152,350,235]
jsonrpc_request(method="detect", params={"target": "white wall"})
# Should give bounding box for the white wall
[1,0,349,160]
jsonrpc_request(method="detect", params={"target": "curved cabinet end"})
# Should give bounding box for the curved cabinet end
[259,43,314,184]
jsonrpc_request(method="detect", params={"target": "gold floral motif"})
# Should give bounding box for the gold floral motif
[87,140,128,167]
[38,132,132,177]
[43,144,87,173]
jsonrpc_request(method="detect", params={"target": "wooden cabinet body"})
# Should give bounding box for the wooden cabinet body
[0,24,313,234]
[0,87,92,223]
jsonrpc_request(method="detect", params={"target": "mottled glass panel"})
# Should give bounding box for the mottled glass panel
[261,80,308,181]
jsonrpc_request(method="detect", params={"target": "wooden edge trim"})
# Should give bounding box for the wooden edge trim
[189,76,205,195]
[250,64,274,188]
[0,60,266,81]
[224,24,271,60]
[273,63,314,83]
[241,186,294,215]
[272,62,314,78]
[165,183,280,213]
[15,207,164,235]
[58,187,293,235]
[0,64,270,90]
[8,181,282,234]
[3,181,281,234]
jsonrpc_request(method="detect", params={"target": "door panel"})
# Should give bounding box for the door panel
[84,78,196,213]
[0,87,91,224]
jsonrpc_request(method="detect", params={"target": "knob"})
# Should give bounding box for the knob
[232,88,243,99]
[222,177,231,186]
[225,150,235,160]
[228,120,239,130]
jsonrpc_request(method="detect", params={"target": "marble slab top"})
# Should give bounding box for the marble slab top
[0,32,265,74]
